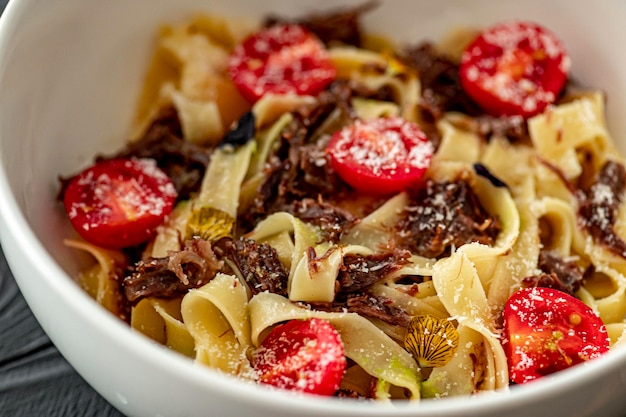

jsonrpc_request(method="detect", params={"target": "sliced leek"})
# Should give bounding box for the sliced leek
[186,112,256,241]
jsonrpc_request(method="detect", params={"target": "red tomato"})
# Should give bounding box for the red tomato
[459,21,570,118]
[503,287,609,384]
[63,158,177,249]
[227,24,336,103]
[326,117,433,195]
[252,318,346,396]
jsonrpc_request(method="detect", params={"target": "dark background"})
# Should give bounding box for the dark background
[0,1,124,415]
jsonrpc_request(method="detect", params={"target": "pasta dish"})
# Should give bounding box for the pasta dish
[58,3,626,400]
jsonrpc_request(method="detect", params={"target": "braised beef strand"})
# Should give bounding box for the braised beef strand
[394,176,502,259]
[284,198,358,243]
[311,292,411,327]
[578,159,626,258]
[104,107,212,202]
[345,293,410,326]
[108,258,132,323]
[470,114,529,143]
[242,81,356,229]
[264,1,378,47]
[335,388,369,399]
[213,237,289,297]
[337,249,412,294]
[123,238,222,305]
[401,42,481,120]
[401,42,530,144]
[123,229,412,322]
[522,250,584,296]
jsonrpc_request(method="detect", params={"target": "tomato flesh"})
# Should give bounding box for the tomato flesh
[228,24,336,103]
[252,318,346,396]
[63,158,177,249]
[327,117,433,195]
[503,287,609,384]
[459,21,570,118]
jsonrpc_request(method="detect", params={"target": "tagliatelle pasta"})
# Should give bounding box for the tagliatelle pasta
[59,4,626,401]
[249,292,422,399]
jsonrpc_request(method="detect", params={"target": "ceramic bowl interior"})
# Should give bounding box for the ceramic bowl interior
[1,1,626,416]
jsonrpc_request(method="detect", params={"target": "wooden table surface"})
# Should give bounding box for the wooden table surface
[0,1,123,416]
[0,255,126,417]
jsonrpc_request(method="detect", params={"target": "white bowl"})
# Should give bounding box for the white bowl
[1,0,626,416]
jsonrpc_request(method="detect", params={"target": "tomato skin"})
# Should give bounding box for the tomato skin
[252,318,346,396]
[63,158,177,250]
[227,24,336,103]
[327,117,433,195]
[503,287,609,384]
[459,21,570,118]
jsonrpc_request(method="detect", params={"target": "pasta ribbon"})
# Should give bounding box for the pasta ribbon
[165,83,224,145]
[131,297,195,358]
[421,325,487,397]
[528,93,614,178]
[341,192,410,250]
[63,239,126,318]
[352,97,400,120]
[181,273,253,377]
[248,292,422,399]
[146,200,192,258]
[132,15,253,143]
[532,196,576,255]
[329,46,420,122]
[434,119,482,164]
[246,212,320,282]
[186,139,255,240]
[432,250,509,390]
[578,265,626,324]
[290,244,373,303]
[372,283,448,320]
[486,176,539,307]
[252,93,315,129]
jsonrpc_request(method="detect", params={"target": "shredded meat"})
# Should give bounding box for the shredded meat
[394,176,501,258]
[106,257,132,323]
[335,389,369,399]
[578,160,626,258]
[345,293,410,326]
[123,235,289,305]
[213,237,289,297]
[105,107,212,201]
[446,113,530,143]
[522,250,584,296]
[123,238,222,305]
[337,249,411,294]
[401,42,481,120]
[306,247,412,325]
[471,115,529,143]
[241,81,356,230]
[284,198,358,242]
[264,1,378,47]
[311,292,411,327]
[400,42,529,145]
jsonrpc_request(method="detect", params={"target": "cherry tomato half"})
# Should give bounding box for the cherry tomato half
[252,318,346,396]
[227,24,336,103]
[503,287,609,384]
[63,158,177,249]
[459,21,570,118]
[327,117,433,195]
